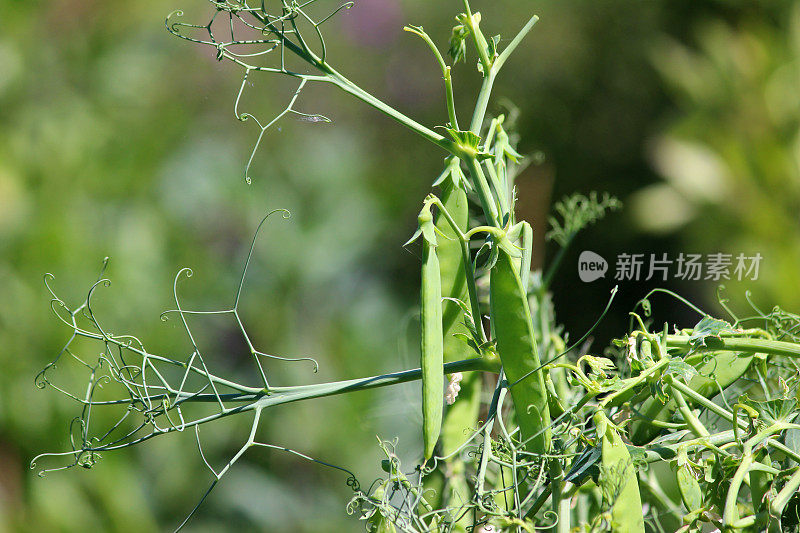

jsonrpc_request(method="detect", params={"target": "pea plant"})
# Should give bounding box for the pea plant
[33,1,800,532]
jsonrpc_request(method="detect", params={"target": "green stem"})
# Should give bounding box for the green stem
[552,460,569,533]
[541,236,573,293]
[724,425,786,527]
[444,68,460,130]
[483,157,509,219]
[469,71,497,134]
[665,375,710,437]
[326,73,457,153]
[249,11,454,152]
[494,15,539,72]
[666,335,800,359]
[403,25,460,130]
[464,155,501,226]
[772,466,800,517]
[723,452,752,526]
[461,0,492,75]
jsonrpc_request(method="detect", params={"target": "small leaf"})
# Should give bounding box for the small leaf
[404,203,437,247]
[650,379,669,405]
[432,156,471,191]
[445,128,481,151]
[494,127,523,163]
[546,192,622,247]
[786,413,800,456]
[665,360,699,382]
[564,445,602,484]
[488,34,501,58]
[582,355,616,377]
[687,316,735,351]
[740,393,798,425]
[448,21,468,63]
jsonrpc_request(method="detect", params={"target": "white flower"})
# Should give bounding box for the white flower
[445,372,463,405]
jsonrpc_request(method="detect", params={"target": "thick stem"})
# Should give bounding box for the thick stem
[666,335,800,359]
[469,71,497,134]
[464,156,501,226]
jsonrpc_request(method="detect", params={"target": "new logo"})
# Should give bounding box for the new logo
[578,251,608,282]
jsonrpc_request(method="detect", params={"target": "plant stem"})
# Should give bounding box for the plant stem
[326,73,457,153]
[772,465,800,517]
[464,155,501,226]
[666,335,800,358]
[469,71,497,134]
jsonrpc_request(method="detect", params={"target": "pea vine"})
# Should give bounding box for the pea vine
[35,2,800,532]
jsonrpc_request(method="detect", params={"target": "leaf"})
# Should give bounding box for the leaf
[404,203,437,248]
[664,359,699,382]
[739,393,798,425]
[546,192,622,247]
[445,128,481,151]
[786,413,800,456]
[494,127,523,163]
[582,355,616,377]
[595,376,626,394]
[687,316,735,351]
[432,156,471,191]
[564,445,602,484]
[650,379,669,405]
[448,21,469,63]
[488,34,501,58]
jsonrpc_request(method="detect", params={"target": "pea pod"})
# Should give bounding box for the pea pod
[437,168,481,461]
[594,411,645,533]
[367,513,396,533]
[631,349,755,445]
[418,204,444,462]
[749,449,772,514]
[676,447,703,513]
[366,484,397,533]
[435,171,484,528]
[436,162,470,337]
[490,242,550,453]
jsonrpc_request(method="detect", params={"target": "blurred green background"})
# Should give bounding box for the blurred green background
[2,0,799,531]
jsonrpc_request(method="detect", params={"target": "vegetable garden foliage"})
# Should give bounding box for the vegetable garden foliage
[33,1,800,532]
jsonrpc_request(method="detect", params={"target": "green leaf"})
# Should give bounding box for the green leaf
[404,203,437,247]
[432,156,471,191]
[488,34,501,58]
[785,413,800,456]
[687,316,735,351]
[494,128,524,163]
[546,192,622,247]
[445,128,481,151]
[448,21,468,63]
[582,355,616,377]
[650,379,669,405]
[664,359,699,382]
[564,445,602,484]
[739,393,798,425]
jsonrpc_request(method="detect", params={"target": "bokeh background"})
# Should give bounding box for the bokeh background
[2,0,799,531]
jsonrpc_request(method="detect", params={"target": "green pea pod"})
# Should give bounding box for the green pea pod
[419,205,444,462]
[676,448,703,513]
[366,484,397,533]
[436,177,479,525]
[631,349,754,445]
[490,243,550,453]
[749,449,772,514]
[436,168,483,464]
[436,173,469,337]
[595,411,645,533]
